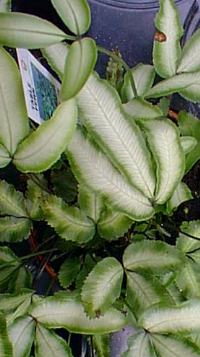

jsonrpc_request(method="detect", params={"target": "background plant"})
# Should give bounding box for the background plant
[0,0,200,356]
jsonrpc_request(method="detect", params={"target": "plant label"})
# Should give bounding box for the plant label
[17,48,61,124]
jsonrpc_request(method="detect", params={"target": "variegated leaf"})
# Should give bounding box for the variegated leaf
[30,293,127,334]
[78,184,104,223]
[123,241,183,272]
[67,129,155,221]
[58,257,81,289]
[35,324,72,357]
[42,42,68,80]
[139,299,200,333]
[123,331,157,357]
[138,118,185,204]
[152,334,200,357]
[177,220,200,263]
[176,261,200,299]
[14,100,77,173]
[97,208,132,241]
[0,289,33,312]
[0,217,32,242]
[123,98,162,120]
[0,180,28,217]
[81,257,123,317]
[93,335,110,357]
[42,195,95,243]
[77,74,156,199]
[51,0,91,35]
[178,29,200,73]
[0,12,67,48]
[0,47,29,155]
[0,314,12,357]
[0,144,11,168]
[180,136,197,155]
[0,0,11,11]
[166,182,192,214]
[121,64,155,102]
[8,316,35,357]
[153,0,183,78]
[60,38,97,101]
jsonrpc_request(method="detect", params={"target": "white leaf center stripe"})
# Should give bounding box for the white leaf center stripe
[0,83,13,154]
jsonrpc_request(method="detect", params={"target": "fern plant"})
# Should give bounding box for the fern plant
[0,0,200,356]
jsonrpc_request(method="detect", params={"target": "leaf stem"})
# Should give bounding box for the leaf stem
[21,248,59,261]
[97,45,138,97]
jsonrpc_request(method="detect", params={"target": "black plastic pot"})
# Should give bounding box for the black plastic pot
[87,0,200,73]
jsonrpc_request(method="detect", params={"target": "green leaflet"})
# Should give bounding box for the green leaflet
[93,335,110,357]
[81,257,123,317]
[0,12,67,48]
[180,136,198,155]
[126,271,170,318]
[138,118,185,204]
[176,220,200,263]
[67,129,155,221]
[51,0,91,35]
[178,28,200,73]
[0,47,29,155]
[166,182,192,214]
[0,180,28,217]
[42,42,68,80]
[176,261,200,299]
[123,98,162,120]
[60,38,97,101]
[0,289,33,312]
[58,257,81,289]
[78,184,104,223]
[35,324,72,357]
[145,72,200,102]
[0,217,32,242]
[0,144,11,168]
[151,334,200,357]
[14,100,77,173]
[97,208,133,241]
[123,332,157,357]
[42,195,95,243]
[0,314,13,357]
[121,64,155,102]
[139,299,200,333]
[8,316,35,357]
[123,241,183,272]
[25,178,47,220]
[153,0,183,78]
[0,0,11,11]
[178,111,200,173]
[30,293,127,334]
[7,296,33,326]
[10,266,32,293]
[77,74,156,199]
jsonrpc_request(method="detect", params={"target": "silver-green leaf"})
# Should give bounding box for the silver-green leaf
[178,28,200,73]
[8,316,35,357]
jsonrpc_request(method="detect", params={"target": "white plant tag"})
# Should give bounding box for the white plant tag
[17,48,61,124]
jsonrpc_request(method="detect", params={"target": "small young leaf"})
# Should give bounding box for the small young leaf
[0,314,13,357]
[0,47,29,155]
[145,72,200,102]
[123,98,162,120]
[166,182,192,214]
[42,42,68,80]
[123,241,183,272]
[178,28,200,73]
[35,324,72,357]
[0,12,67,48]
[180,136,198,155]
[81,257,123,317]
[60,38,97,101]
[51,0,91,35]
[78,184,104,223]
[30,293,127,334]
[58,257,81,289]
[153,0,183,78]
[14,100,77,173]
[138,118,185,204]
[151,333,200,357]
[97,208,132,241]
[8,316,35,357]
[42,195,95,243]
[139,299,200,333]
[121,64,155,102]
[178,111,200,173]
[77,74,156,199]
[0,180,28,217]
[0,217,32,242]
[123,331,157,357]
[67,129,155,221]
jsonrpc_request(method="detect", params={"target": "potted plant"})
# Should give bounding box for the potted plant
[0,0,200,356]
